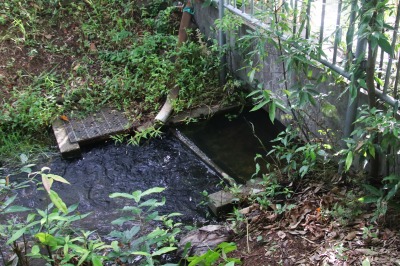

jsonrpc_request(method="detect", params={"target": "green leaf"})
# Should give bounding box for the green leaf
[35,233,62,247]
[111,216,133,225]
[269,101,276,123]
[249,69,256,83]
[46,174,70,185]
[363,184,382,197]
[345,151,353,171]
[109,192,136,199]
[91,256,103,266]
[78,251,90,266]
[30,245,40,255]
[2,194,17,209]
[362,258,371,266]
[49,190,68,214]
[3,205,31,214]
[131,251,151,257]
[378,36,393,56]
[250,100,267,112]
[111,241,120,252]
[141,187,165,198]
[6,227,27,244]
[152,247,177,256]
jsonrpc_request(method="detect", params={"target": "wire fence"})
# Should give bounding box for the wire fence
[220,0,400,107]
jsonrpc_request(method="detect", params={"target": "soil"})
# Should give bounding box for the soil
[2,6,400,266]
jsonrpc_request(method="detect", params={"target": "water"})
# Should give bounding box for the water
[13,133,222,234]
[178,108,285,182]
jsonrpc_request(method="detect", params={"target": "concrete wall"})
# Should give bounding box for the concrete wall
[193,3,354,146]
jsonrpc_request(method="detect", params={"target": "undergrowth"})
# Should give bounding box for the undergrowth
[0,0,241,166]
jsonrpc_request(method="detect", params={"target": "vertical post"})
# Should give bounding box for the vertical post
[332,0,342,64]
[345,0,357,71]
[342,37,367,145]
[219,0,227,84]
[383,0,400,95]
[293,0,298,34]
[305,0,312,39]
[319,0,326,46]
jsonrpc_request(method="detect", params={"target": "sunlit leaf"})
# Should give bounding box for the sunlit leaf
[47,174,70,184]
[49,190,68,214]
[152,246,177,256]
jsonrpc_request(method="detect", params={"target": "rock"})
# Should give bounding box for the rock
[178,225,233,256]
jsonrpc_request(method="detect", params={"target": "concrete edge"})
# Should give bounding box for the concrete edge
[52,119,81,159]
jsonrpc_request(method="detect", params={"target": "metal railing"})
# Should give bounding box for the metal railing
[218,0,400,107]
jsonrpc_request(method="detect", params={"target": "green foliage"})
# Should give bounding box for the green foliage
[358,174,400,222]
[1,166,184,265]
[263,126,331,179]
[108,187,182,265]
[340,105,400,172]
[0,0,235,163]
[187,242,241,266]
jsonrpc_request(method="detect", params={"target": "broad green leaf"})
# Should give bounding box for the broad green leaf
[218,242,237,253]
[378,36,393,56]
[35,233,62,247]
[47,174,70,184]
[111,240,120,252]
[152,247,177,256]
[91,256,102,266]
[49,190,68,214]
[30,245,40,255]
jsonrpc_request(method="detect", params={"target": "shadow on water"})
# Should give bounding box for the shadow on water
[177,108,285,183]
[14,133,222,234]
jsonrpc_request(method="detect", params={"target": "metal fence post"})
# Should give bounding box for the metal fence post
[219,0,227,84]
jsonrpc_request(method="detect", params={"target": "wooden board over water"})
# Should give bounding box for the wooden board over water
[64,107,130,143]
[53,107,131,158]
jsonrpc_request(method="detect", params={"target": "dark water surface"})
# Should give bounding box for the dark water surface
[178,109,285,182]
[15,133,222,234]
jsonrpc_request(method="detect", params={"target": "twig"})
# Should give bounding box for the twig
[300,235,318,245]
[246,220,251,253]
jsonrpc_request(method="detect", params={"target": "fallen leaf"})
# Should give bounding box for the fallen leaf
[277,231,286,239]
[355,248,379,256]
[60,115,69,122]
[90,42,97,52]
[345,231,357,240]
